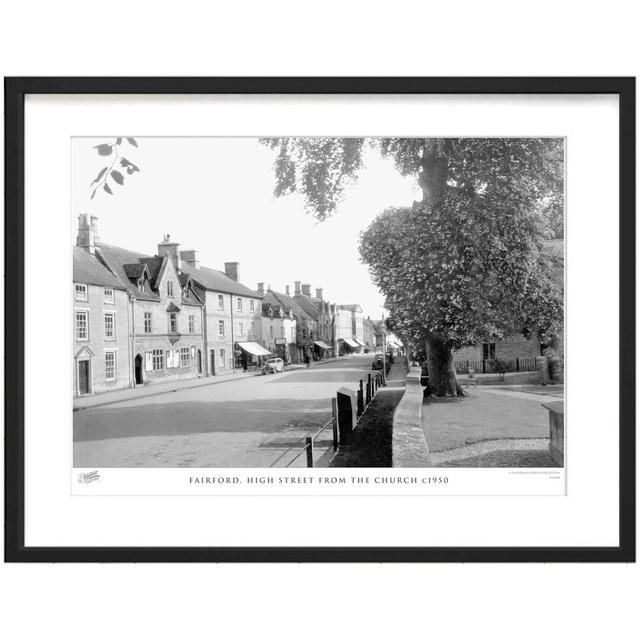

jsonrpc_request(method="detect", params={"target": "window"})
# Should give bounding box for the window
[105,351,116,381]
[237,297,243,311]
[218,294,224,310]
[167,280,174,297]
[482,342,496,360]
[138,279,145,293]
[180,347,190,367]
[269,325,274,338]
[219,348,225,366]
[238,322,244,336]
[218,320,225,336]
[250,300,255,312]
[250,320,255,336]
[188,314,195,333]
[168,312,178,333]
[104,288,114,304]
[152,349,164,370]
[76,311,88,340]
[280,326,285,337]
[291,327,295,340]
[144,312,152,333]
[104,312,115,340]
[75,283,88,301]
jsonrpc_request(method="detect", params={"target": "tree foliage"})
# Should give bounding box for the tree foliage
[262,137,564,395]
[90,137,140,199]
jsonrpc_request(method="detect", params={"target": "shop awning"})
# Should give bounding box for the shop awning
[354,339,366,347]
[237,341,271,356]
[314,341,332,350]
[342,338,359,348]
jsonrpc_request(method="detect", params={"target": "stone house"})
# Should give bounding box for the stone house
[259,287,297,362]
[453,238,565,372]
[179,252,266,373]
[266,286,317,363]
[293,282,334,358]
[335,304,365,354]
[73,243,132,396]
[96,236,206,387]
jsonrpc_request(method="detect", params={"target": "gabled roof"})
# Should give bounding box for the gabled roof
[180,263,261,298]
[293,295,327,321]
[268,290,314,322]
[73,247,126,289]
[95,243,160,301]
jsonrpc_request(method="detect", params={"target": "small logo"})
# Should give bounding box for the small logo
[78,470,101,484]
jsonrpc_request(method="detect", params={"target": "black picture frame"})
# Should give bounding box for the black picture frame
[4,77,635,563]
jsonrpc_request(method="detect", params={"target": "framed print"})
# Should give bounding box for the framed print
[4,77,635,562]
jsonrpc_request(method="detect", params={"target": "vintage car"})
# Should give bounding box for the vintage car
[371,352,390,374]
[261,357,285,374]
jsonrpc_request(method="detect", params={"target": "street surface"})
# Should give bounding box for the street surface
[74,355,376,468]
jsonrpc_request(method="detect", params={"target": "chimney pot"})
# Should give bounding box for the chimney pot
[257,282,264,294]
[315,288,323,300]
[301,283,311,296]
[285,285,290,296]
[294,281,301,296]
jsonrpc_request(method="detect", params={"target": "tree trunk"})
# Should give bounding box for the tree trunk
[426,336,465,397]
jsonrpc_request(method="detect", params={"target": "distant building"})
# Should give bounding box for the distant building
[259,285,297,363]
[335,304,365,354]
[293,283,334,359]
[453,239,564,371]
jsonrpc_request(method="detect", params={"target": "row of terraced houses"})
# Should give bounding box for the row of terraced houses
[73,215,385,397]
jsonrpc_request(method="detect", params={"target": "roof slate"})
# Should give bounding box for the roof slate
[73,247,126,289]
[181,263,261,298]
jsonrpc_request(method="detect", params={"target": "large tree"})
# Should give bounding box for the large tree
[262,138,564,396]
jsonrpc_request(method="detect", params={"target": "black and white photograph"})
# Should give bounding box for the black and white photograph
[72,136,565,472]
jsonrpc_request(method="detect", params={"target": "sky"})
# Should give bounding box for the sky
[71,137,421,320]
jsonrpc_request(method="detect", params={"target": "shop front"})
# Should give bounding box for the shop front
[236,341,271,371]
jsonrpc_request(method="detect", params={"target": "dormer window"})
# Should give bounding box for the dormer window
[167,280,174,297]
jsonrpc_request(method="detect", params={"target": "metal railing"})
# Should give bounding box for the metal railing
[454,357,538,375]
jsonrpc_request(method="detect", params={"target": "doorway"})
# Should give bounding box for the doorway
[197,349,202,374]
[78,359,90,395]
[135,353,144,385]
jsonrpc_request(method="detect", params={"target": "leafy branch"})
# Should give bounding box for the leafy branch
[90,137,141,199]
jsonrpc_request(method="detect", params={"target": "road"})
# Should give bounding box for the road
[74,355,377,468]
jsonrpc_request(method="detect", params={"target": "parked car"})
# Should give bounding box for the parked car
[262,357,285,374]
[372,352,390,374]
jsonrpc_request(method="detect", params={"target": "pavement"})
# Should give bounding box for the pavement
[73,356,345,411]
[422,384,564,467]
[73,354,377,468]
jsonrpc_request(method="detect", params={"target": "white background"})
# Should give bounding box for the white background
[1,2,638,640]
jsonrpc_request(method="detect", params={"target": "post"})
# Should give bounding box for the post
[305,436,314,468]
[336,387,357,445]
[331,397,338,451]
[366,374,372,404]
[357,380,364,415]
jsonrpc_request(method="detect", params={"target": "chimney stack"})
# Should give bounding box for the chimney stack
[285,285,290,296]
[257,282,264,294]
[224,262,240,282]
[315,288,323,300]
[294,281,301,296]
[76,213,99,254]
[301,283,311,296]
[180,249,199,269]
[157,234,181,267]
